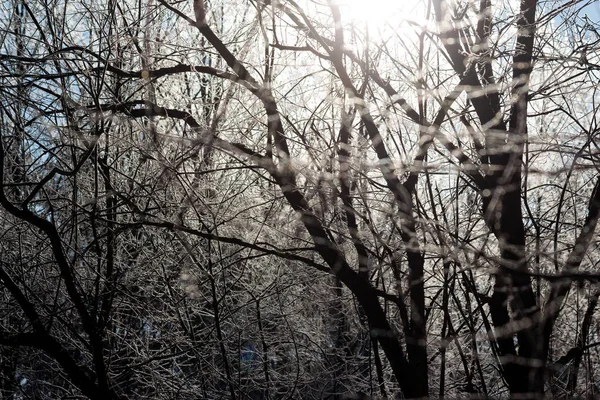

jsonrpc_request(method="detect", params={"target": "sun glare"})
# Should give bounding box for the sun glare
[337,0,425,35]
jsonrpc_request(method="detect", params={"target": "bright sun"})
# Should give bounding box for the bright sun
[337,0,424,30]
[328,0,428,42]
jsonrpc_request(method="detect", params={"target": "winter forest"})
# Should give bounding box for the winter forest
[1,0,600,398]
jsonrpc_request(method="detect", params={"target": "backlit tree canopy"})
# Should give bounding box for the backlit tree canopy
[1,0,600,398]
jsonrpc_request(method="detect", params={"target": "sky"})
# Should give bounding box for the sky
[582,1,600,22]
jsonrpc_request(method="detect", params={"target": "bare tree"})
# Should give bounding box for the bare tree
[1,0,600,398]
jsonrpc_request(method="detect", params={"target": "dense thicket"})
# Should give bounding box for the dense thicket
[1,0,600,398]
